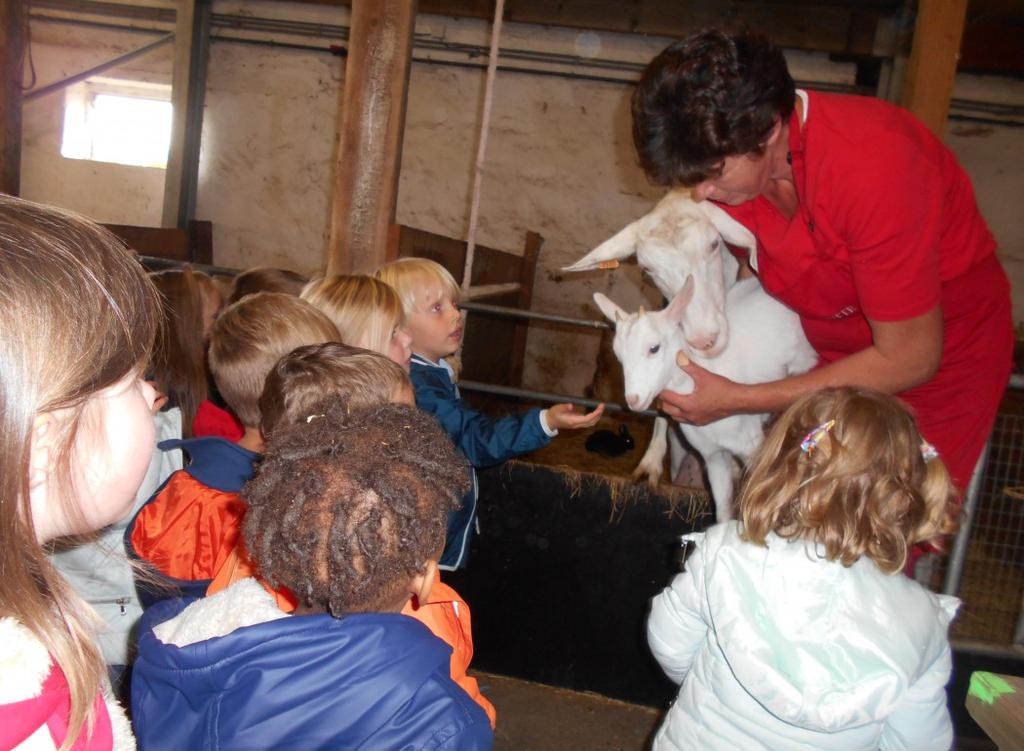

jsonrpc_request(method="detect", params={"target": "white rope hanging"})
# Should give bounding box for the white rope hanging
[460,0,507,297]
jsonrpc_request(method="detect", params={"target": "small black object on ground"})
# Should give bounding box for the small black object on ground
[584,424,635,457]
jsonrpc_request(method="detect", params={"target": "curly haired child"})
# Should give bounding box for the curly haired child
[302,274,414,371]
[0,195,161,749]
[205,342,415,605]
[648,386,960,750]
[207,341,496,725]
[131,403,493,750]
[377,257,604,568]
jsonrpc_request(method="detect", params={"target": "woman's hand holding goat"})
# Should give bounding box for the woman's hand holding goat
[657,353,749,426]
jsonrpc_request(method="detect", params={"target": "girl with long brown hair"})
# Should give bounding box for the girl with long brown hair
[149,267,222,435]
[0,195,159,749]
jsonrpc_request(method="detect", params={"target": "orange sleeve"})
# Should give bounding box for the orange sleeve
[402,580,496,728]
[131,474,247,581]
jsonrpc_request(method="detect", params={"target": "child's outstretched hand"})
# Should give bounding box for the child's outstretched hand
[546,402,605,431]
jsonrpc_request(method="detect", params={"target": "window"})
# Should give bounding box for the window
[61,77,173,169]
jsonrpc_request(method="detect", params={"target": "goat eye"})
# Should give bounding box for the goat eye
[649,344,660,354]
[710,239,720,251]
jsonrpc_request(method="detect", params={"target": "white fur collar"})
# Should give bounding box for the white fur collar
[0,617,135,750]
[153,578,288,648]
[0,618,51,703]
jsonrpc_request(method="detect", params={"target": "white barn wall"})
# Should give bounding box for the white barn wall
[21,24,173,225]
[197,41,341,271]
[20,7,1024,395]
[946,71,1024,323]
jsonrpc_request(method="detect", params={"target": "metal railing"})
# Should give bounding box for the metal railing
[139,255,634,412]
[929,377,1024,660]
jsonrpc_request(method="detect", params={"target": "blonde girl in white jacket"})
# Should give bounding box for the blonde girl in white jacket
[648,386,960,751]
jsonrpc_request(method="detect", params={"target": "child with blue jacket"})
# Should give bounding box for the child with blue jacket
[131,402,493,750]
[377,258,603,568]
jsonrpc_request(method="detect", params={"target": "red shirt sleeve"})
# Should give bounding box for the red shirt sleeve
[831,130,944,322]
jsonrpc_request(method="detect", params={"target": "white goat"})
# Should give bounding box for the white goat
[594,276,817,521]
[564,190,757,486]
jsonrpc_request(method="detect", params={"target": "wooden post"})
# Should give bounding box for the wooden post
[326,0,417,275]
[162,0,197,227]
[1,0,24,196]
[901,0,969,138]
[509,231,542,388]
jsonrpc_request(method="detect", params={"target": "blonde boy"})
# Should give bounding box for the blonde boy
[376,257,603,569]
[207,292,341,449]
[127,292,339,604]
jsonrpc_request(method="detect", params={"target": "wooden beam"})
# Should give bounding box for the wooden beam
[162,1,211,230]
[901,0,969,138]
[1,0,24,196]
[295,0,897,56]
[509,230,542,388]
[326,0,417,274]
[162,0,196,227]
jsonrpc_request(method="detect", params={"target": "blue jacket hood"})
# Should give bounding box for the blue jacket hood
[158,436,260,491]
[132,593,492,750]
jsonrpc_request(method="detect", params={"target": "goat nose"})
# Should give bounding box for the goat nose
[626,394,640,409]
[687,334,717,351]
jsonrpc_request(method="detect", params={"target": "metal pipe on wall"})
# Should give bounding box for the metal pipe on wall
[458,379,659,419]
[23,32,174,101]
[461,301,611,331]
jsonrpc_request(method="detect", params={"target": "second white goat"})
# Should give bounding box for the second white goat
[564,190,758,486]
[594,276,817,521]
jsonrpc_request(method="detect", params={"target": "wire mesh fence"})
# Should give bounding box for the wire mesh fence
[921,410,1024,645]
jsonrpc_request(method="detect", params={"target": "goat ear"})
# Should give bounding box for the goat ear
[695,200,757,260]
[563,220,640,272]
[593,292,626,324]
[665,275,695,322]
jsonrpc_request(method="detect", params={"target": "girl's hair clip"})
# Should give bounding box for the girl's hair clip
[920,440,939,463]
[305,413,325,424]
[800,419,835,454]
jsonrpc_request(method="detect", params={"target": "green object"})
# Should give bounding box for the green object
[969,672,1016,705]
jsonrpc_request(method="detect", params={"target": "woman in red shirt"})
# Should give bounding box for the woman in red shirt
[632,29,1012,493]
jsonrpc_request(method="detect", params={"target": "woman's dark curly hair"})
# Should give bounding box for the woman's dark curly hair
[632,29,796,186]
[241,401,468,615]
